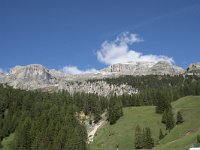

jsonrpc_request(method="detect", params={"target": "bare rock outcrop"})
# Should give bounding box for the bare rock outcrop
[102,61,185,75]
[149,61,185,75]
[186,62,200,75]
[102,61,155,75]
[58,80,137,96]
[10,64,55,83]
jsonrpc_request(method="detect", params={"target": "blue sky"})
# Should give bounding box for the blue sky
[0,0,200,73]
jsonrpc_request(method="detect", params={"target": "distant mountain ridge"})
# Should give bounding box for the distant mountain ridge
[0,61,199,95]
[102,61,185,75]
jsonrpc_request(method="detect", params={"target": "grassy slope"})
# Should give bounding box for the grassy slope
[90,106,165,150]
[90,96,200,150]
[155,96,200,150]
[0,133,14,150]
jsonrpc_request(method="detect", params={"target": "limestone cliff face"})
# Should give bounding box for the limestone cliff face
[186,62,200,75]
[102,61,185,75]
[103,61,155,75]
[10,64,55,82]
[58,80,137,96]
[149,61,185,75]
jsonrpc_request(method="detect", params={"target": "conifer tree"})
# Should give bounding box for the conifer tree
[165,108,175,130]
[134,125,143,149]
[197,134,200,144]
[161,110,167,124]
[108,95,123,125]
[144,127,154,149]
[155,93,171,114]
[142,128,146,148]
[176,111,184,124]
[195,134,200,147]
[159,129,164,140]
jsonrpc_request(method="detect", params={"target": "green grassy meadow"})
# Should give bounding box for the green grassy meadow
[90,96,200,150]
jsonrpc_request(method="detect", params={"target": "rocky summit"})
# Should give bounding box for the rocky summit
[0,61,199,95]
[102,61,185,75]
[187,62,200,75]
[10,64,56,82]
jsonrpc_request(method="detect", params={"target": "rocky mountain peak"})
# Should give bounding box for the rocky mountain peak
[187,62,200,71]
[102,60,185,75]
[186,62,200,75]
[10,64,55,81]
[150,61,185,75]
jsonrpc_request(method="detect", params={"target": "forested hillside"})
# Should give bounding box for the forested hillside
[90,75,200,90]
[92,75,200,107]
[0,85,108,150]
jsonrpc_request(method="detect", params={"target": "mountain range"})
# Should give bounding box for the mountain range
[0,61,200,95]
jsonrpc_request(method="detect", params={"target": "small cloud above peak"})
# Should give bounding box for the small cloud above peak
[97,32,174,65]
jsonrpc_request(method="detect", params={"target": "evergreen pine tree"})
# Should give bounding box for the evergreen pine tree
[155,93,171,114]
[134,125,143,149]
[142,128,146,148]
[161,110,167,124]
[144,127,154,149]
[108,95,123,125]
[195,134,200,147]
[176,111,184,124]
[165,108,175,130]
[197,134,200,144]
[159,129,164,140]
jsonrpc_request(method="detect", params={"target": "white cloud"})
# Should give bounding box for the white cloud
[62,66,98,75]
[97,32,174,65]
[61,32,174,75]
